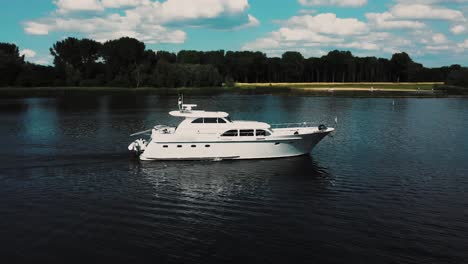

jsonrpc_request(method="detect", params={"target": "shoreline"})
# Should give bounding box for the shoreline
[0,83,466,98]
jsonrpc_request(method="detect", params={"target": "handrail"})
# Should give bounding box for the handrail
[270,122,318,129]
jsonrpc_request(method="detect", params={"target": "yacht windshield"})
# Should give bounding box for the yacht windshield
[204,118,217,123]
[256,130,271,136]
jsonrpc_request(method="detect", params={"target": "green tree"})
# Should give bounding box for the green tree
[16,63,57,87]
[50,37,102,85]
[446,67,468,88]
[281,51,304,82]
[390,52,414,82]
[102,37,146,86]
[0,43,24,86]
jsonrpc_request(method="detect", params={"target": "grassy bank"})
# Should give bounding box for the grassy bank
[236,82,442,90]
[0,82,465,97]
[233,82,452,97]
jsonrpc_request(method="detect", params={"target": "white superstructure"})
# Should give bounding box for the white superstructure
[129,98,334,161]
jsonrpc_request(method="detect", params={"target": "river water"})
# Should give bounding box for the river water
[1,95,467,263]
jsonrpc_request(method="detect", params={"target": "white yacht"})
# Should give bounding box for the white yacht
[128,98,334,161]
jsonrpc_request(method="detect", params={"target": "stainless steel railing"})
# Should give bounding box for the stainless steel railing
[270,122,317,129]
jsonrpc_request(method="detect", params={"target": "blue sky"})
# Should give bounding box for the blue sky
[1,0,468,67]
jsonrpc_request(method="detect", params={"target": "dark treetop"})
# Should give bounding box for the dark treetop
[1,37,467,88]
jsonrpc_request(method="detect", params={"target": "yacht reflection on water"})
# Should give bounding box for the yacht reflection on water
[129,156,334,201]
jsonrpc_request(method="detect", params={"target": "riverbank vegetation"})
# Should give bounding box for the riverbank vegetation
[0,83,451,98]
[1,37,467,94]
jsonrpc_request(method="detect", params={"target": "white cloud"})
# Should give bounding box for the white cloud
[55,0,104,13]
[242,10,459,60]
[391,4,465,21]
[284,14,368,36]
[366,12,425,29]
[243,37,280,50]
[31,55,54,65]
[459,39,468,49]
[101,0,150,8]
[54,0,169,13]
[90,24,187,44]
[233,14,260,30]
[243,13,370,52]
[338,42,379,50]
[250,0,468,66]
[20,49,37,58]
[298,0,367,7]
[356,32,414,53]
[25,0,256,44]
[404,28,463,53]
[432,33,448,44]
[24,22,50,35]
[365,3,465,32]
[18,50,53,65]
[145,0,249,23]
[25,16,187,44]
[53,0,251,22]
[396,0,468,4]
[451,25,466,35]
[298,9,317,15]
[426,45,452,51]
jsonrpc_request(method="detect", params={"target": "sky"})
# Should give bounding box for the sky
[1,0,468,67]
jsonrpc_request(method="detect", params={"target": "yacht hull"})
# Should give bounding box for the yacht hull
[139,130,332,161]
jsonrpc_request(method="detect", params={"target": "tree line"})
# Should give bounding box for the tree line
[1,37,467,88]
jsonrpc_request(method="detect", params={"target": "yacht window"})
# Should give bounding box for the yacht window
[217,118,226,123]
[191,145,196,148]
[192,118,204,123]
[205,145,211,148]
[256,130,271,136]
[221,130,238,137]
[204,118,218,124]
[177,145,182,148]
[163,145,168,148]
[240,129,254,136]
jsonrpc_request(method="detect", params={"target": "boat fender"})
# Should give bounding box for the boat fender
[137,139,147,151]
[128,139,147,153]
[318,124,327,131]
[128,142,136,151]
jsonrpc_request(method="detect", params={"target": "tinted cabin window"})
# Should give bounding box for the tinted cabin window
[256,130,270,136]
[192,118,204,123]
[240,130,254,136]
[222,130,238,137]
[204,118,218,123]
[217,118,226,123]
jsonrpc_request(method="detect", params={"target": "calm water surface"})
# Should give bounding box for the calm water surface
[1,95,467,263]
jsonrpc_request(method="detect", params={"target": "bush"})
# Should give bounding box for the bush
[446,68,468,88]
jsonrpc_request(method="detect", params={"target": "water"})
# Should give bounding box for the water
[1,95,467,263]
